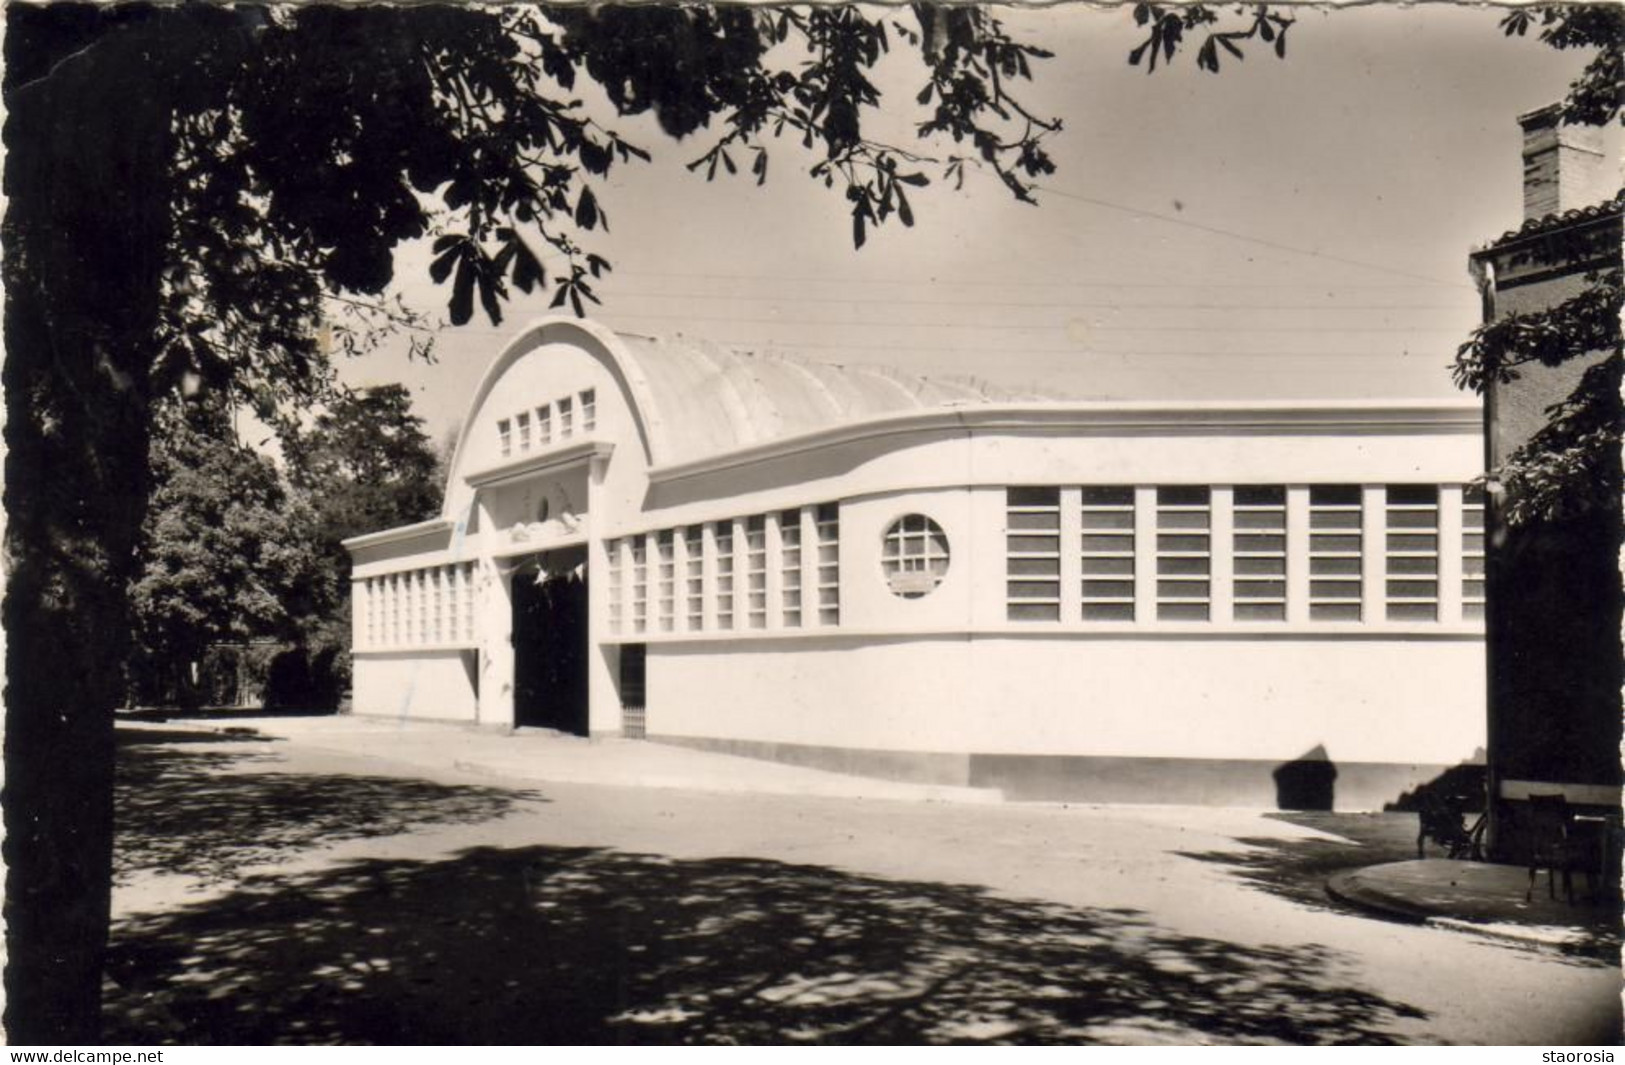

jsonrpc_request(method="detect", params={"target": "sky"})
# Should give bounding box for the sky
[335,3,1623,442]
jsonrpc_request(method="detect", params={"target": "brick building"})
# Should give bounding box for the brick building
[1467,105,1623,853]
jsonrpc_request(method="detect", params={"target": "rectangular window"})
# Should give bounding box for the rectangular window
[1156,486,1211,621]
[447,565,461,643]
[402,571,414,644]
[1386,485,1439,621]
[463,563,477,641]
[432,567,443,643]
[442,566,453,641]
[1462,484,1486,621]
[619,643,647,711]
[558,396,573,439]
[516,411,531,452]
[417,570,429,645]
[816,503,840,625]
[1079,486,1135,621]
[1232,485,1286,621]
[497,419,512,458]
[657,530,675,633]
[746,515,768,629]
[537,404,552,446]
[715,521,735,631]
[446,567,458,644]
[442,566,453,642]
[606,539,623,635]
[581,389,597,432]
[1007,487,1061,621]
[1309,485,1363,621]
[631,537,647,635]
[780,510,803,628]
[443,567,454,644]
[399,571,410,645]
[684,526,704,631]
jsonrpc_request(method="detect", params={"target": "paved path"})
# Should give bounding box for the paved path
[107,717,1623,1045]
[159,713,1000,802]
[1330,859,1620,943]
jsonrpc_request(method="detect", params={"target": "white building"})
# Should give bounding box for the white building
[345,316,1487,809]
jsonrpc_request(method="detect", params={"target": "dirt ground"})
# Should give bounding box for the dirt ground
[104,721,1623,1045]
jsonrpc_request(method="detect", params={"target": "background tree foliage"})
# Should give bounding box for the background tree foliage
[4,0,1615,1042]
[1455,5,1622,528]
[125,384,445,712]
[283,384,446,703]
[2,4,1062,1039]
[128,402,323,709]
[1145,2,1622,526]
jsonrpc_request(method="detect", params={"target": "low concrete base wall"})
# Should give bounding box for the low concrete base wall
[648,734,972,788]
[968,753,1453,811]
[649,734,1455,811]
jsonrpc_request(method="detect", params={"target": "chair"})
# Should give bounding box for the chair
[1524,794,1593,903]
[1416,790,1485,861]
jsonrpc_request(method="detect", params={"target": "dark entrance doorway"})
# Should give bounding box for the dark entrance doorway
[512,547,589,735]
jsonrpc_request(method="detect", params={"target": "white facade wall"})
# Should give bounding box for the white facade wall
[353,650,478,723]
[648,636,1482,765]
[346,317,1488,807]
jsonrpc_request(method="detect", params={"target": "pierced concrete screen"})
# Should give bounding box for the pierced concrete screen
[1462,485,1486,620]
[1233,485,1286,621]
[1309,485,1363,621]
[1386,485,1439,621]
[1081,486,1136,621]
[1007,487,1060,621]
[1156,486,1211,622]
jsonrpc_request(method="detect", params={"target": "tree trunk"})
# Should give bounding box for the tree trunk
[3,15,173,1041]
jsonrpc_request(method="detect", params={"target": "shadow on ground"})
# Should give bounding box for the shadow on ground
[1177,812,1623,963]
[119,707,341,723]
[115,727,548,885]
[106,843,1431,1045]
[1178,812,1418,914]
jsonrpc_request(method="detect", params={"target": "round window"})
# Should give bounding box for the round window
[881,515,950,598]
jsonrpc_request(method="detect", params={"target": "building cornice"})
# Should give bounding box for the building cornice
[341,517,454,553]
[464,440,614,491]
[647,400,1483,486]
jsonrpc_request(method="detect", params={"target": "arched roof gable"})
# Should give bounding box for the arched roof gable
[444,316,1073,516]
[441,316,660,518]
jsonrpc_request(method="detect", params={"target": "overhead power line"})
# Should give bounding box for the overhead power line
[594,308,1462,334]
[594,288,1466,312]
[1023,179,1472,291]
[703,337,1449,359]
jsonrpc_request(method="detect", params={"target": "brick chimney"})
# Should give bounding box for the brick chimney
[1518,104,1610,222]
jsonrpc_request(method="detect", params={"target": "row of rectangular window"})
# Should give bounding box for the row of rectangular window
[358,563,477,648]
[606,503,839,636]
[1007,485,1484,624]
[497,389,596,458]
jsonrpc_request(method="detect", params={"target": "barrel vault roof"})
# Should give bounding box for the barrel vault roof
[611,329,1066,468]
